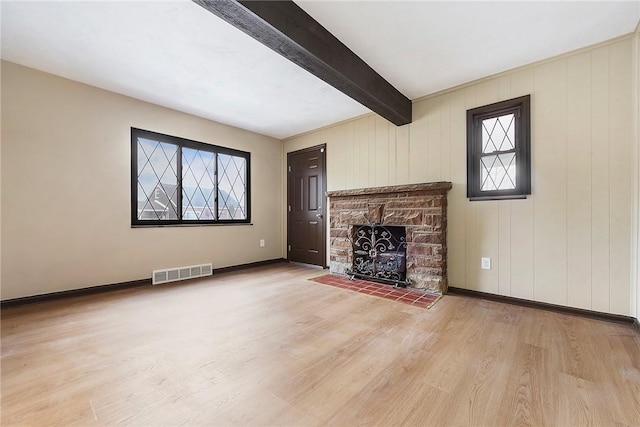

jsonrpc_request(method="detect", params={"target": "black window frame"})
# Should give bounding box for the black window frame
[131,128,251,226]
[466,95,531,201]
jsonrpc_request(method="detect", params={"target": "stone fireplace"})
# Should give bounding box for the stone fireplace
[327,182,452,294]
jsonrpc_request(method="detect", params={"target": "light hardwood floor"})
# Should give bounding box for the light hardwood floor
[2,263,639,426]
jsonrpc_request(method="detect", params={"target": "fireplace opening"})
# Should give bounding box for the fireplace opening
[347,224,409,287]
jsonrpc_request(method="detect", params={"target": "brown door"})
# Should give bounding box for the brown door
[287,145,326,267]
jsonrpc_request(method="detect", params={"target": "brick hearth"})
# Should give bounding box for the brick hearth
[327,182,452,294]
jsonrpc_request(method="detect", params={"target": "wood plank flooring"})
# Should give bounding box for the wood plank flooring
[2,263,639,426]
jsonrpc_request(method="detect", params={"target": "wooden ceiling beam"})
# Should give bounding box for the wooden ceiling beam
[193,0,412,126]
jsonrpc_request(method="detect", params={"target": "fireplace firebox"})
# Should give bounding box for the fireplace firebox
[347,224,408,287]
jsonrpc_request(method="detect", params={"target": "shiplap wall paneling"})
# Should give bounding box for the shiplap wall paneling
[566,51,593,310]
[634,28,640,321]
[448,91,467,289]
[350,117,366,191]
[462,88,478,291]
[426,97,442,182]
[342,120,354,190]
[591,45,612,313]
[409,101,429,184]
[508,69,536,301]
[510,198,536,300]
[609,39,632,315]
[472,79,503,294]
[498,200,512,296]
[440,95,452,182]
[497,76,513,297]
[284,36,634,316]
[326,125,340,191]
[395,123,410,186]
[374,115,389,187]
[477,201,501,294]
[365,116,375,186]
[387,120,396,186]
[498,75,512,101]
[533,59,569,306]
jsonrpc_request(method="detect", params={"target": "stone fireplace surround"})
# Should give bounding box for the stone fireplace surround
[327,182,452,294]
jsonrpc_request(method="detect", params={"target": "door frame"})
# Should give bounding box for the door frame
[286,144,328,267]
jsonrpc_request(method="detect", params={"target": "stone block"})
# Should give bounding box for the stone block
[331,248,348,258]
[406,245,434,256]
[330,228,348,238]
[331,239,352,249]
[339,211,368,225]
[330,261,347,275]
[383,209,423,226]
[423,207,444,215]
[406,255,443,268]
[330,200,370,211]
[368,204,385,224]
[385,198,433,209]
[411,267,444,276]
[425,234,445,245]
[422,214,443,230]
[411,233,434,244]
[408,274,444,293]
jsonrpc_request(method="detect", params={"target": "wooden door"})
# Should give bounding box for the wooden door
[287,145,326,267]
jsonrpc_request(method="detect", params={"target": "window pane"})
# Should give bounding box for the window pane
[137,138,178,220]
[182,148,216,220]
[482,113,515,153]
[480,153,516,191]
[217,153,247,220]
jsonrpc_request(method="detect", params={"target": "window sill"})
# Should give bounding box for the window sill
[469,195,527,201]
[132,223,253,228]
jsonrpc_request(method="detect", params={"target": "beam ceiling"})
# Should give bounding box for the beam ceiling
[193,0,412,126]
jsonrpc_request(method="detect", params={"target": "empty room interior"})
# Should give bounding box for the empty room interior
[2,1,640,425]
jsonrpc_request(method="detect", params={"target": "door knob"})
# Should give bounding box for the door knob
[316,213,323,218]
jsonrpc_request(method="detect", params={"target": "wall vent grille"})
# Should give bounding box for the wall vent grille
[152,263,213,285]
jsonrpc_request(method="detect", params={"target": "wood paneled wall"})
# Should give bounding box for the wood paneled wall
[285,36,635,316]
[634,26,640,321]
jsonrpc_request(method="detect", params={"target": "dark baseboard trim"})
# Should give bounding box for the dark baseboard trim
[213,258,288,274]
[447,286,636,326]
[1,278,152,308]
[1,258,289,309]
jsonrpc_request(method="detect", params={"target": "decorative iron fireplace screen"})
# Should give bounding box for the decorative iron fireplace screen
[347,224,409,287]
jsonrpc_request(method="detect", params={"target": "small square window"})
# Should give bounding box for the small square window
[467,95,531,200]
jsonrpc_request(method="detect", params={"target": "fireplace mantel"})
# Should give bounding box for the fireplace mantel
[327,182,452,198]
[328,182,452,293]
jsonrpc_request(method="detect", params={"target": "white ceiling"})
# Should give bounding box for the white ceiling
[2,1,639,139]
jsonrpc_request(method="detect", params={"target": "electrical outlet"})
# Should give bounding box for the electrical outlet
[260,239,265,247]
[481,257,491,270]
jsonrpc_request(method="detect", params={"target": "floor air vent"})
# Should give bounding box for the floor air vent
[152,263,213,285]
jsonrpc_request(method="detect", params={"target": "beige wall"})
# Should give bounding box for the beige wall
[1,61,284,300]
[285,36,636,316]
[633,25,640,322]
[0,61,3,297]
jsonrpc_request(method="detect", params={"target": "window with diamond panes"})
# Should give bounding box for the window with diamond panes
[182,148,216,220]
[136,138,179,220]
[466,95,531,200]
[131,128,250,225]
[217,153,247,220]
